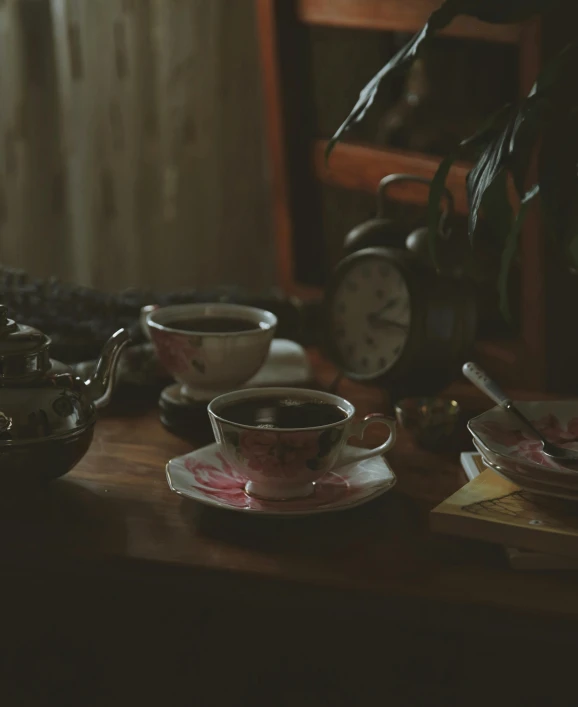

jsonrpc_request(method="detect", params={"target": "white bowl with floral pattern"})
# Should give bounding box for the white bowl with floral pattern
[468,401,578,475]
[472,438,578,493]
[144,303,277,400]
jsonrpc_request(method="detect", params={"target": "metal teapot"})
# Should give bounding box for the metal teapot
[0,305,130,483]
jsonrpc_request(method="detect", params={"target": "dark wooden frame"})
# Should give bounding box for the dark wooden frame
[256,0,553,390]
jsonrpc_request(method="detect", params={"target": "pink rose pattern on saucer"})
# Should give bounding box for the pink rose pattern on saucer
[477,413,578,470]
[167,442,396,515]
[150,329,205,376]
[184,452,348,510]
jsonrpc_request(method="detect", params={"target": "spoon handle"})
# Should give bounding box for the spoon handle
[462,362,511,407]
[462,362,553,450]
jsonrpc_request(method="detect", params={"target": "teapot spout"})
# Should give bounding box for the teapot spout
[86,329,131,409]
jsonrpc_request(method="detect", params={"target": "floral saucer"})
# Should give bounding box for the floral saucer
[165,443,396,516]
[469,401,578,474]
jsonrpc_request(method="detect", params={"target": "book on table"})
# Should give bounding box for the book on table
[431,453,578,569]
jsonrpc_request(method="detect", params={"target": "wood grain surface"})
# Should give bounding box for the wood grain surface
[297,0,523,44]
[316,140,473,214]
[2,352,578,642]
[2,353,578,705]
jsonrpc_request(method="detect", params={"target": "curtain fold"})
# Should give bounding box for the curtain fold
[0,0,273,292]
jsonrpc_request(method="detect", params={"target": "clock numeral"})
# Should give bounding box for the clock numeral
[365,335,375,346]
[361,357,368,368]
[383,297,399,311]
[393,345,401,356]
[379,356,387,369]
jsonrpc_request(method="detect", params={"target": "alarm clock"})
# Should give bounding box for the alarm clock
[343,173,454,256]
[324,246,476,395]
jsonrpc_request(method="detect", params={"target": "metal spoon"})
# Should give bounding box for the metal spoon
[462,361,578,463]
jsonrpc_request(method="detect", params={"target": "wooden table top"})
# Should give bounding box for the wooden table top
[3,352,578,636]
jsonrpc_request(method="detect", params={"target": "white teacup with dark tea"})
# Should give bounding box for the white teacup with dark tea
[143,303,277,400]
[208,387,396,500]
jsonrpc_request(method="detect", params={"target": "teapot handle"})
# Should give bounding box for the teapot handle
[140,305,159,341]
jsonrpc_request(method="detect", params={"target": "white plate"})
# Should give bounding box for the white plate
[468,400,578,475]
[472,437,578,492]
[475,447,578,501]
[166,443,396,517]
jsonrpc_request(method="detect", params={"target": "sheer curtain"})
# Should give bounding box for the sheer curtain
[0,0,273,291]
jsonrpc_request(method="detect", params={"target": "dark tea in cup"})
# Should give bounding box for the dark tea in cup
[163,317,262,333]
[218,395,348,429]
[208,387,396,500]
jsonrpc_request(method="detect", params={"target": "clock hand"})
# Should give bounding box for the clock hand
[366,314,408,331]
[372,298,399,316]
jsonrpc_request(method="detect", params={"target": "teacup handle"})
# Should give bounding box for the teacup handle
[336,414,396,468]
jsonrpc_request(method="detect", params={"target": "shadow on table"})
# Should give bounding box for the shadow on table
[0,477,128,562]
[177,487,434,583]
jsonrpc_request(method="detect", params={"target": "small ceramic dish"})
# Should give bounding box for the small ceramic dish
[468,401,578,474]
[478,453,578,502]
[472,439,578,492]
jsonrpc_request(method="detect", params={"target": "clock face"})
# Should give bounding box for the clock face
[330,255,411,377]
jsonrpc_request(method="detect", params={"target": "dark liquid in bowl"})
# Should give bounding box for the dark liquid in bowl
[219,397,348,429]
[165,317,261,333]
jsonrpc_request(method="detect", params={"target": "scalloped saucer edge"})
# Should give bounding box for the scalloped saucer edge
[166,443,396,517]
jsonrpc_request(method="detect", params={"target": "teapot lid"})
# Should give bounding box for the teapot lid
[0,305,49,357]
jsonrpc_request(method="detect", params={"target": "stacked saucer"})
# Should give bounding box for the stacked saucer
[468,401,578,501]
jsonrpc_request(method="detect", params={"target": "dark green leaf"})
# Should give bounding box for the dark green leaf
[509,42,578,195]
[427,152,458,266]
[532,42,578,96]
[427,103,513,258]
[508,94,543,197]
[482,171,513,247]
[325,1,458,160]
[498,185,539,321]
[466,127,516,241]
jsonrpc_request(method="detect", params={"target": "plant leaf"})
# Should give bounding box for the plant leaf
[467,126,516,241]
[325,2,458,160]
[508,94,544,197]
[509,42,578,196]
[427,152,458,267]
[427,103,514,259]
[498,185,540,321]
[482,171,513,247]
